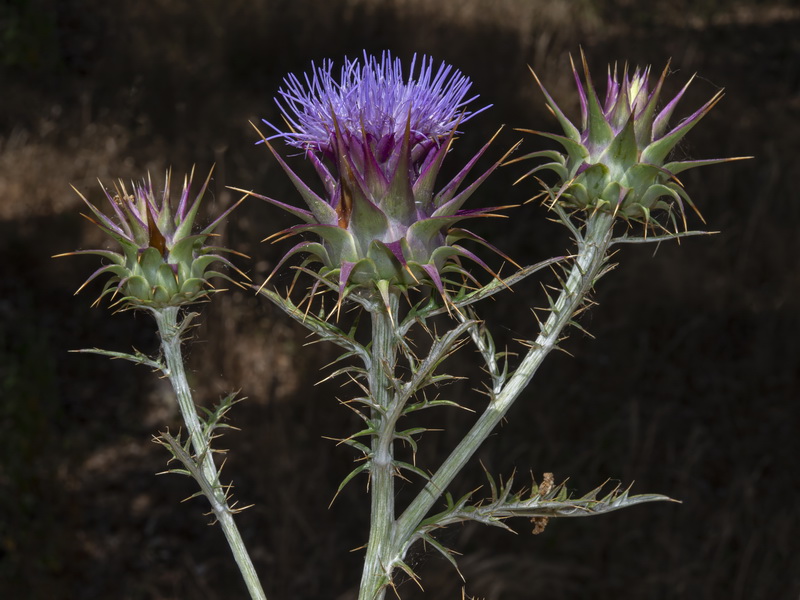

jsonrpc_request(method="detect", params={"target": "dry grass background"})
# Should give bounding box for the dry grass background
[1,0,799,598]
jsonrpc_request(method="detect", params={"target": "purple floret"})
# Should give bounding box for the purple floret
[266,51,488,159]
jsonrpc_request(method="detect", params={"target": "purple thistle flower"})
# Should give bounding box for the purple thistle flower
[247,51,515,308]
[267,52,486,179]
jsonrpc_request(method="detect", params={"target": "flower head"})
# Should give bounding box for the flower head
[519,51,742,227]
[249,51,513,308]
[60,168,244,309]
[271,52,484,179]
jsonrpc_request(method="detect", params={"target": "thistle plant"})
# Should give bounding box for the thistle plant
[239,50,744,599]
[58,169,267,600]
[61,50,744,600]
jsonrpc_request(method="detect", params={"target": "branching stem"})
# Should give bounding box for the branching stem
[392,210,616,560]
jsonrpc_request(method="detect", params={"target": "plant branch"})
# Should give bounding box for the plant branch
[392,210,617,561]
[152,306,267,600]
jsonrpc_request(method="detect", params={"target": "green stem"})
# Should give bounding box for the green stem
[358,294,400,600]
[153,306,267,600]
[393,211,616,558]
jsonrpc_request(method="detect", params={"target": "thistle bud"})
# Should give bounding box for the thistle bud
[521,51,737,227]
[60,168,243,309]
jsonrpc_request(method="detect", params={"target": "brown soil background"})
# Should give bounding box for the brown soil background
[1,1,798,598]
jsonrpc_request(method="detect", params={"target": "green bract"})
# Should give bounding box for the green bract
[519,52,736,227]
[62,168,243,309]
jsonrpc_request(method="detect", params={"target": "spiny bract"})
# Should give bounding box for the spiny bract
[248,51,515,309]
[63,168,243,309]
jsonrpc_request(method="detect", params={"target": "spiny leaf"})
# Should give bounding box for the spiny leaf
[399,256,566,334]
[394,461,432,482]
[256,285,369,361]
[71,346,165,371]
[420,533,463,576]
[403,397,465,414]
[330,462,371,507]
[396,319,474,407]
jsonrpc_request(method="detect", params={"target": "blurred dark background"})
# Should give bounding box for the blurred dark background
[1,0,798,598]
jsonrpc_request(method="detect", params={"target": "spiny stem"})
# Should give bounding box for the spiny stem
[392,210,616,559]
[152,306,267,600]
[358,293,400,600]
